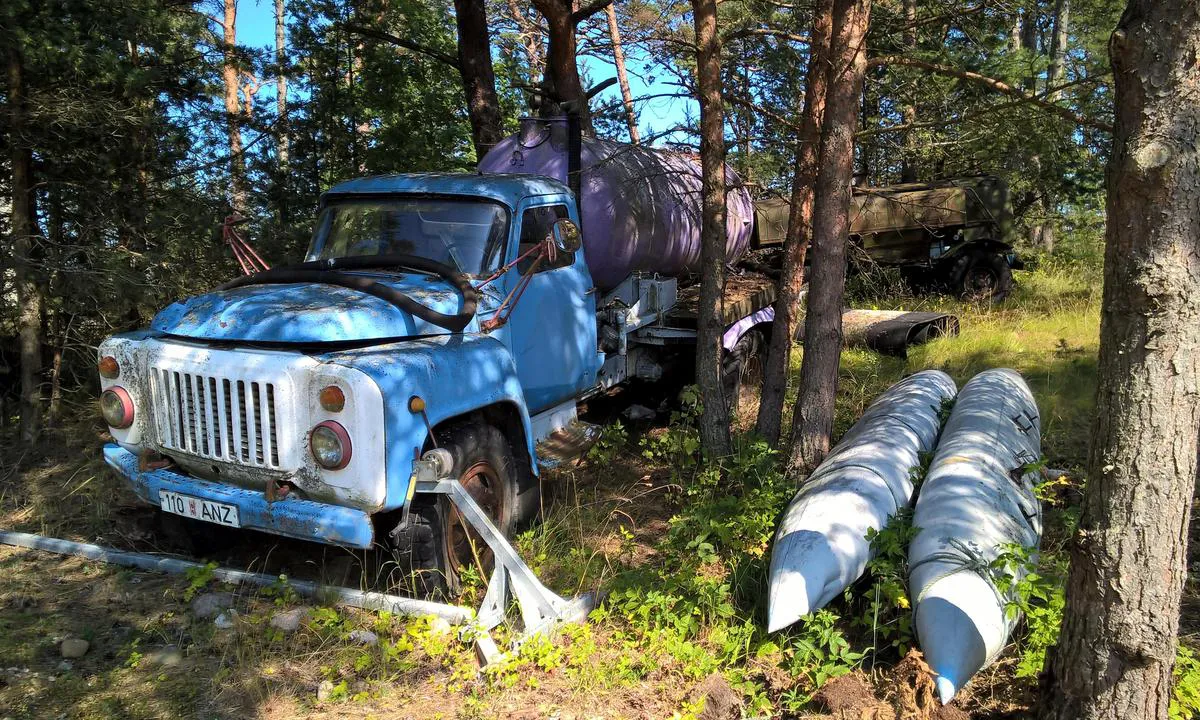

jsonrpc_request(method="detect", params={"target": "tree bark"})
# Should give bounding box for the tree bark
[506,0,545,84]
[454,0,504,159]
[1038,3,1200,719]
[605,3,639,144]
[222,0,247,213]
[899,0,918,182]
[755,0,833,445]
[8,46,43,443]
[275,0,289,168]
[1047,0,1071,96]
[531,0,609,132]
[692,0,732,457]
[788,0,871,475]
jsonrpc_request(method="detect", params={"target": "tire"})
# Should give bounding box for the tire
[945,251,1013,303]
[388,421,535,597]
[722,329,765,416]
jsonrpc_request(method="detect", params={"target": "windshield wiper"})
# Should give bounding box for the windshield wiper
[217,254,479,332]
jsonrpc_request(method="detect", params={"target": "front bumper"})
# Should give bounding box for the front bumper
[103,444,375,549]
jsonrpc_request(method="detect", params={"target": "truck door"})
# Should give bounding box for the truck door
[506,200,599,413]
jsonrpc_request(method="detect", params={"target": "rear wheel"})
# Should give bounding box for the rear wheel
[722,329,765,417]
[390,421,535,597]
[945,251,1013,302]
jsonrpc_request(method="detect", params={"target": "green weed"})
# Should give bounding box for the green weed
[1172,644,1200,720]
[182,561,218,601]
[992,543,1068,679]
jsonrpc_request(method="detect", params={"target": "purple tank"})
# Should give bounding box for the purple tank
[478,118,754,291]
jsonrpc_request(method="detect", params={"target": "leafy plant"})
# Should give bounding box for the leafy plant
[1171,644,1200,720]
[992,543,1067,678]
[854,509,920,658]
[587,420,629,464]
[183,561,218,601]
[780,610,864,701]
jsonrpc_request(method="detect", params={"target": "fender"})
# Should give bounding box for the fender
[317,333,537,513]
[723,306,776,351]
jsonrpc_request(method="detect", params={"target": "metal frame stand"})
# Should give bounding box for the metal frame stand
[410,451,595,664]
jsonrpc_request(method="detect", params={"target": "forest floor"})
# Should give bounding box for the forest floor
[1,263,1195,720]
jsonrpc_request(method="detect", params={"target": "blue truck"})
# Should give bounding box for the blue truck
[98,118,776,594]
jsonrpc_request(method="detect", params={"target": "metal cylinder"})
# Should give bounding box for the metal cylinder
[908,368,1043,704]
[478,118,754,291]
[767,370,958,632]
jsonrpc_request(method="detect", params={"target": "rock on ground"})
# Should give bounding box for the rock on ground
[317,679,335,701]
[59,638,89,659]
[270,607,311,633]
[213,610,238,629]
[190,592,234,619]
[145,645,184,668]
[348,629,378,646]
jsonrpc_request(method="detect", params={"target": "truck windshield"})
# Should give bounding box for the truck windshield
[306,198,509,275]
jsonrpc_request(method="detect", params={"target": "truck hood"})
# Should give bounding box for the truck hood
[150,273,474,344]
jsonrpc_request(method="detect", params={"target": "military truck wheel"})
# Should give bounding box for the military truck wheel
[390,422,535,597]
[949,251,1013,302]
[722,329,764,416]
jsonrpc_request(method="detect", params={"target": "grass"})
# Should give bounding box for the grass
[1,261,1167,720]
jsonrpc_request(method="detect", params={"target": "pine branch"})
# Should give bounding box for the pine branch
[571,0,615,24]
[868,55,1112,132]
[341,23,460,69]
[722,27,809,44]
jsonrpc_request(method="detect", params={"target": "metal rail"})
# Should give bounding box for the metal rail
[0,529,472,623]
[2,452,594,666]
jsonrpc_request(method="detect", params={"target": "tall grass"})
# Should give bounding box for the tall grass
[834,265,1101,469]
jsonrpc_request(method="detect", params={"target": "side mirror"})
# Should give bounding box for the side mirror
[549,218,582,254]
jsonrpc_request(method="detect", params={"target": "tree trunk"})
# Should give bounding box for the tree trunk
[787,0,871,475]
[1047,0,1070,96]
[223,0,247,213]
[8,46,43,444]
[1020,5,1038,91]
[506,0,545,84]
[1038,3,1200,719]
[899,0,918,182]
[454,0,504,160]
[276,0,289,168]
[605,3,639,144]
[755,0,833,445]
[531,0,597,133]
[692,0,732,457]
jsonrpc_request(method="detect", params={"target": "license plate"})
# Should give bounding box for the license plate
[160,490,240,528]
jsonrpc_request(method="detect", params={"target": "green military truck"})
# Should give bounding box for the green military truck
[754,175,1022,301]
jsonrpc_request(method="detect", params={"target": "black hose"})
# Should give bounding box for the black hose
[218,255,479,332]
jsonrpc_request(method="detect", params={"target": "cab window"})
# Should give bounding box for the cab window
[517,204,574,272]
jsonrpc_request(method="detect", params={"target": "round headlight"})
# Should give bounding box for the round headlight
[100,387,134,429]
[310,421,352,470]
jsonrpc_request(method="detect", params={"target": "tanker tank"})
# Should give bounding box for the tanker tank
[478,117,754,291]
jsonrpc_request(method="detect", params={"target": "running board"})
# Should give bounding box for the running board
[411,450,595,664]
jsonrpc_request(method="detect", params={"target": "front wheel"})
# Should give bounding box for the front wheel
[390,421,535,596]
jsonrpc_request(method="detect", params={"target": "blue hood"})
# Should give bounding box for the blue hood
[151,273,473,344]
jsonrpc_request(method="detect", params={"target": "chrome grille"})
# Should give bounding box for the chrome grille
[150,368,280,467]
